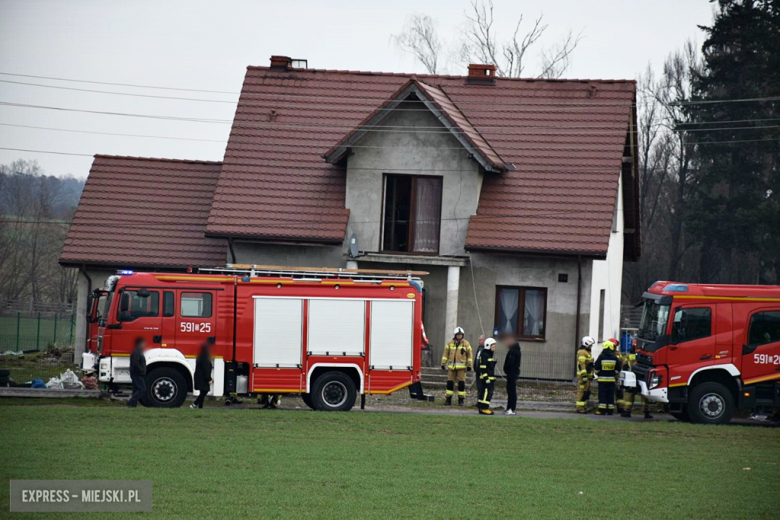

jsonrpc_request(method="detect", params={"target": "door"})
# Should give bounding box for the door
[741,309,780,384]
[252,297,303,392]
[667,304,716,386]
[112,288,162,352]
[175,290,217,358]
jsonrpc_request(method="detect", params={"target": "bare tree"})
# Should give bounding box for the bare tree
[391,14,442,74]
[392,0,583,78]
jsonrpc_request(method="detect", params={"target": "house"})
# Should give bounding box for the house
[61,56,640,381]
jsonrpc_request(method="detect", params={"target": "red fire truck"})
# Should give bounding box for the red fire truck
[621,281,780,424]
[82,265,428,410]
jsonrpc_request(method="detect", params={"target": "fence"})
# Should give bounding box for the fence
[0,310,78,385]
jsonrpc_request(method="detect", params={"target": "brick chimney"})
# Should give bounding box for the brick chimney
[467,64,497,85]
[270,55,292,70]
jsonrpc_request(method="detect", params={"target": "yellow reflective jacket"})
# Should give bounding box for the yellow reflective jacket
[577,348,594,380]
[441,340,473,370]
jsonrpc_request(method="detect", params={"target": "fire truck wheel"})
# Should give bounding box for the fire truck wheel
[311,371,356,412]
[688,382,734,425]
[301,393,315,410]
[143,367,188,408]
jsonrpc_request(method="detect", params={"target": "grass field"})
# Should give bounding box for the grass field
[1,401,779,519]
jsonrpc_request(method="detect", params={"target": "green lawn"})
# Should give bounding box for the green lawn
[1,402,778,519]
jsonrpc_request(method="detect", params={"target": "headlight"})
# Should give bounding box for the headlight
[649,372,663,390]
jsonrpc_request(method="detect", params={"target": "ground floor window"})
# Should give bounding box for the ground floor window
[495,286,547,340]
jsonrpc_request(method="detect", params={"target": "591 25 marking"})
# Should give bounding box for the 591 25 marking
[180,322,211,333]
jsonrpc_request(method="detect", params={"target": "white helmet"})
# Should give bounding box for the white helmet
[484,337,497,349]
[453,327,465,336]
[581,336,595,348]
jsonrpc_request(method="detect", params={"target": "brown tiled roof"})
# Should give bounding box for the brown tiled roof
[60,156,227,268]
[208,65,637,256]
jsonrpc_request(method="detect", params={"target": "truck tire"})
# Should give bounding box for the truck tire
[311,371,356,412]
[688,382,734,425]
[142,367,188,408]
[301,393,315,410]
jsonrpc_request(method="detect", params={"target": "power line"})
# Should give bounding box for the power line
[3,69,778,108]
[0,79,237,104]
[0,71,240,95]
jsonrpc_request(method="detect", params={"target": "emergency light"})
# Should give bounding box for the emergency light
[118,270,134,276]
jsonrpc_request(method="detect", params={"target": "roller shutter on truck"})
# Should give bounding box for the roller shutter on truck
[369,300,414,370]
[253,297,303,367]
[308,299,366,356]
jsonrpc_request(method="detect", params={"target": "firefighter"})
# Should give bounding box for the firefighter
[609,337,627,413]
[620,345,653,419]
[594,340,621,415]
[575,336,596,413]
[477,337,497,415]
[441,326,473,406]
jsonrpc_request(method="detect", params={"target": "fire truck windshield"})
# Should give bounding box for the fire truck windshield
[637,299,670,348]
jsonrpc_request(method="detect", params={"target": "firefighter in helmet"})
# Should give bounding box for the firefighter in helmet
[477,337,497,415]
[620,343,653,419]
[575,336,596,413]
[594,340,621,415]
[441,326,473,405]
[609,337,627,413]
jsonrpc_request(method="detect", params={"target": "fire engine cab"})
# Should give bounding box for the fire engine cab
[82,265,428,411]
[621,281,780,424]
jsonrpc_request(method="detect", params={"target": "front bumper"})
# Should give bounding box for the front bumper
[638,380,669,403]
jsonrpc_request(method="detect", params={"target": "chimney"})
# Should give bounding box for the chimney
[467,64,497,85]
[270,55,292,70]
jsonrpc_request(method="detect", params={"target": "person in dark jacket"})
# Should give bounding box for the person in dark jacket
[473,335,486,407]
[191,342,213,409]
[127,337,147,408]
[503,337,521,415]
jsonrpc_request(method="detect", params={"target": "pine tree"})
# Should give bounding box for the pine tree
[687,0,780,283]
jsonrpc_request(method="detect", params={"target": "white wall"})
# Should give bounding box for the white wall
[588,172,624,359]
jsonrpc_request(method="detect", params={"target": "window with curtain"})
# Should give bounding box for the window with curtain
[495,286,547,340]
[382,174,442,254]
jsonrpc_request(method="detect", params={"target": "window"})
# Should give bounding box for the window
[382,174,442,254]
[748,311,780,348]
[180,292,212,318]
[118,290,159,321]
[671,307,711,343]
[495,286,547,340]
[163,291,175,317]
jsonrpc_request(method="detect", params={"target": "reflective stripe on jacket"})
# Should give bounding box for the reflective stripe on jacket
[441,340,473,370]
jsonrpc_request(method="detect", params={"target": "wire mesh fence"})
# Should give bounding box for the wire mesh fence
[0,310,78,385]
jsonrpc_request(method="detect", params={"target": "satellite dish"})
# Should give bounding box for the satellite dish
[348,233,359,258]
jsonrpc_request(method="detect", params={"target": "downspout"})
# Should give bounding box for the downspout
[227,238,237,264]
[574,255,582,377]
[79,264,92,353]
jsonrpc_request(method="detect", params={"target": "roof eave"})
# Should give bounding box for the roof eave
[464,244,607,260]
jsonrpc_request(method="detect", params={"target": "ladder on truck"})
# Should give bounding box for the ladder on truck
[198,264,428,283]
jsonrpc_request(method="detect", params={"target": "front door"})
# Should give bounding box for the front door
[175,290,217,359]
[667,304,716,387]
[741,308,780,385]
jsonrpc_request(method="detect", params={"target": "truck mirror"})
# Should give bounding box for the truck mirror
[120,292,130,313]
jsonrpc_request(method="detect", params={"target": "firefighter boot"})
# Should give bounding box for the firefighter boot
[644,411,653,419]
[479,408,494,415]
[445,395,452,406]
[458,396,464,406]
[621,410,631,418]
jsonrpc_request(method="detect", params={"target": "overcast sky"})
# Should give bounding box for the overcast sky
[0,0,715,178]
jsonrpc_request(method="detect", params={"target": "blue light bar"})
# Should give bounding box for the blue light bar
[118,270,134,276]
[666,284,689,292]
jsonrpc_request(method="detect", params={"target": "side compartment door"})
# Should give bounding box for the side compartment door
[175,290,217,358]
[741,309,780,385]
[252,297,303,393]
[367,300,414,393]
[667,304,716,387]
